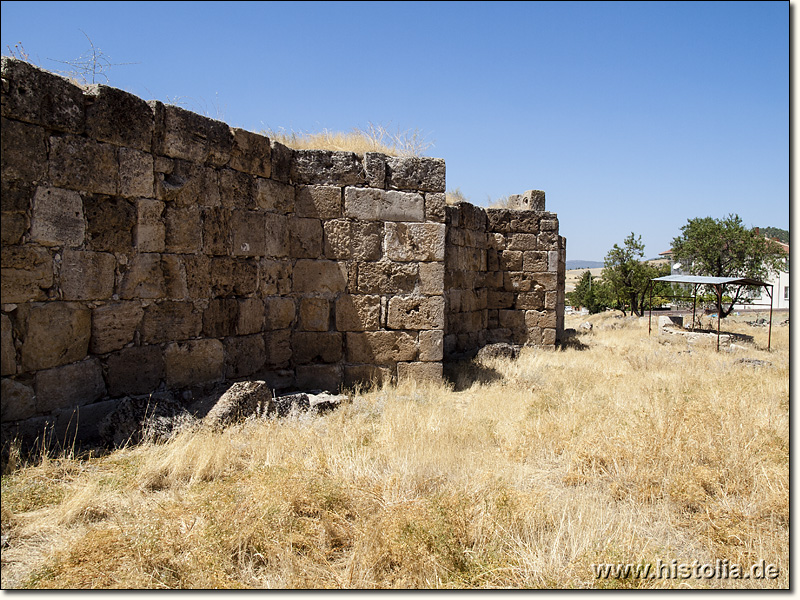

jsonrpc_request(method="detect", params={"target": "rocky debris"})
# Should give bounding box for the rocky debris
[203,380,272,429]
[735,358,772,368]
[272,391,347,417]
[98,392,185,446]
[579,321,593,331]
[476,342,520,361]
[747,318,769,327]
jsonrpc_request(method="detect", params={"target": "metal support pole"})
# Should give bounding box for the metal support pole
[648,281,653,336]
[767,285,774,352]
[716,284,721,352]
[691,284,698,331]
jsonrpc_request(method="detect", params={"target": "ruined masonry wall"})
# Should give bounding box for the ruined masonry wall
[0,58,563,444]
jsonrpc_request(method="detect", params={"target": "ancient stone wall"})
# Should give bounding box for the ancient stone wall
[0,58,563,445]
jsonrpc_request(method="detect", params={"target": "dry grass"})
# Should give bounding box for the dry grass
[263,123,432,157]
[0,313,788,589]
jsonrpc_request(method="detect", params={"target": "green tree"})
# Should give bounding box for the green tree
[671,214,787,318]
[600,233,670,317]
[567,270,608,314]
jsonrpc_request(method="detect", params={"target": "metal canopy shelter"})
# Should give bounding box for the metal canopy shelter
[647,275,774,351]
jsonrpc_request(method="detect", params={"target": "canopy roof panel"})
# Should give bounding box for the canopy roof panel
[652,275,770,287]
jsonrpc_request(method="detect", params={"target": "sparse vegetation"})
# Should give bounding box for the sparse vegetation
[1,313,787,589]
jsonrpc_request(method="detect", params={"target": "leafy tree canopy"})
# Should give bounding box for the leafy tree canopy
[600,233,670,317]
[759,226,789,244]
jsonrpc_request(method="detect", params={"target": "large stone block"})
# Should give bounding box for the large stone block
[49,135,118,195]
[264,329,292,367]
[201,207,232,255]
[1,245,53,303]
[292,331,342,364]
[219,168,257,209]
[385,222,446,262]
[1,314,15,376]
[224,334,266,379]
[1,58,85,133]
[486,209,540,235]
[237,297,265,335]
[1,211,28,245]
[156,160,220,207]
[230,210,267,257]
[135,199,166,252]
[291,150,365,186]
[295,364,342,393]
[507,233,540,252]
[164,339,225,388]
[299,297,330,332]
[295,185,342,219]
[397,361,443,382]
[264,212,289,257]
[256,177,295,213]
[418,329,444,362]
[91,302,144,354]
[525,309,556,329]
[265,297,296,330]
[385,157,446,192]
[157,104,233,166]
[119,254,165,299]
[259,259,292,296]
[335,294,380,331]
[507,190,545,211]
[387,295,445,330]
[84,84,154,150]
[83,195,135,253]
[203,298,240,338]
[292,260,348,294]
[30,186,85,247]
[418,262,444,295]
[20,303,90,371]
[343,364,393,389]
[35,359,106,413]
[106,345,164,397]
[288,217,323,259]
[119,147,154,198]
[165,206,202,254]
[344,188,424,222]
[323,219,383,261]
[425,192,446,223]
[503,271,534,292]
[364,153,386,188]
[1,378,35,422]
[209,257,259,297]
[142,301,201,344]
[60,249,116,301]
[1,117,47,182]
[345,331,417,364]
[230,127,272,177]
[516,291,545,310]
[357,261,419,294]
[156,254,187,299]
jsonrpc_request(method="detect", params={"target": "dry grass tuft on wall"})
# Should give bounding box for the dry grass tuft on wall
[0,312,788,589]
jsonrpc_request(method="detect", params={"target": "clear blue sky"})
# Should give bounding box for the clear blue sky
[1,1,788,261]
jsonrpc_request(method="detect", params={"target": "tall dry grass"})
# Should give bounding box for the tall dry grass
[0,312,788,588]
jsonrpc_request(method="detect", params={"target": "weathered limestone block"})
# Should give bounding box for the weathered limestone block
[335,295,380,331]
[231,210,267,257]
[270,141,293,183]
[548,250,559,272]
[500,251,523,271]
[292,331,342,364]
[49,135,118,195]
[265,297,296,330]
[91,302,144,354]
[542,328,556,347]
[1,378,35,422]
[288,217,323,258]
[142,302,201,344]
[158,254,187,299]
[219,168,257,209]
[385,157,446,192]
[485,209,540,234]
[499,310,526,333]
[230,128,272,177]
[204,380,272,428]
[157,103,233,166]
[135,199,166,252]
[83,195,134,252]
[516,291,545,311]
[295,185,342,219]
[357,261,418,294]
[1,211,28,245]
[545,290,558,310]
[258,212,289,258]
[202,207,232,255]
[397,361,443,382]
[256,178,295,214]
[106,345,164,397]
[20,303,90,371]
[1,245,53,303]
[293,260,348,294]
[346,331,417,364]
[120,254,165,299]
[35,359,106,413]
[1,314,15,376]
[540,219,558,232]
[30,186,85,247]
[203,298,240,338]
[387,295,445,330]
[323,219,383,261]
[343,364,393,388]
[224,334,266,379]
[299,297,330,332]
[164,339,224,388]
[1,117,47,182]
[507,233,540,252]
[419,329,444,361]
[165,206,202,254]
[60,249,116,301]
[209,257,258,297]
[295,365,342,393]
[156,160,220,207]
[237,297,265,335]
[85,84,154,150]
[523,251,548,273]
[537,231,560,250]
[119,148,154,198]
[503,271,534,292]
[1,58,85,133]
[525,310,556,329]
[425,192,446,223]
[265,329,292,367]
[364,152,386,188]
[385,222,446,262]
[344,188,425,222]
[184,255,211,299]
[291,150,365,186]
[259,259,292,296]
[507,190,545,211]
[418,262,444,295]
[531,272,557,290]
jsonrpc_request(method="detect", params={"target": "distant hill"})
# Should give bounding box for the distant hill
[759,226,789,244]
[566,260,604,270]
